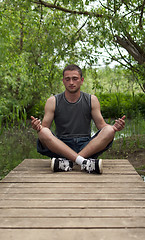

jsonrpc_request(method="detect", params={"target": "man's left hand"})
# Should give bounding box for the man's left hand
[113,115,126,132]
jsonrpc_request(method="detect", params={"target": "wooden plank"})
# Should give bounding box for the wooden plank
[0,217,145,228]
[1,193,144,201]
[2,170,140,176]
[0,208,145,217]
[7,169,138,175]
[1,182,145,188]
[0,193,145,201]
[1,175,142,183]
[0,200,145,208]
[0,187,145,194]
[0,229,145,240]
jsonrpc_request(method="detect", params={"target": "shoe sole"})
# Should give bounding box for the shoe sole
[98,159,103,174]
[51,158,55,172]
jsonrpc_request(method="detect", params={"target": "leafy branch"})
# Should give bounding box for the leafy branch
[33,0,104,18]
[114,34,145,65]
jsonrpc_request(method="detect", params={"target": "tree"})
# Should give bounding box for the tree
[33,0,145,92]
[1,0,90,124]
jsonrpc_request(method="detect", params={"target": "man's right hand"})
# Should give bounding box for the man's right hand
[31,116,42,133]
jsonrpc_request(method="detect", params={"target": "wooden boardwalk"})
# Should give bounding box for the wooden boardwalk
[0,158,145,240]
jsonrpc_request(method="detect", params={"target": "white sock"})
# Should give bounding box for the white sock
[75,155,85,165]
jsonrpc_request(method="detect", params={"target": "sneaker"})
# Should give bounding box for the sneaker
[51,158,73,172]
[81,159,103,174]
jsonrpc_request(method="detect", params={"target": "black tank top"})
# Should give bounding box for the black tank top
[54,92,92,138]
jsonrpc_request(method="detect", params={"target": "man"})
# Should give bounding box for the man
[31,64,125,174]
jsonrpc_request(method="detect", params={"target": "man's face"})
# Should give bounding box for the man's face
[63,70,84,93]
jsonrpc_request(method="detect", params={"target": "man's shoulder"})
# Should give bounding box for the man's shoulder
[91,94,100,109]
[91,94,98,99]
[46,95,55,103]
[46,92,63,103]
[45,96,56,110]
[91,94,99,101]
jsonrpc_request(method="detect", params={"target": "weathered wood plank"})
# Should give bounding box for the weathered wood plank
[0,200,145,208]
[1,182,144,188]
[7,169,138,175]
[1,193,145,201]
[0,217,145,228]
[0,187,145,194]
[1,175,142,183]
[0,208,145,217]
[0,229,145,240]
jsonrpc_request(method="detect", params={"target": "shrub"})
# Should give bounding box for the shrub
[97,93,145,119]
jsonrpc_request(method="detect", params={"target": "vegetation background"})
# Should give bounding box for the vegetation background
[0,0,145,180]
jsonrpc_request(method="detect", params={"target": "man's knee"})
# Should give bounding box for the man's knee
[101,125,115,140]
[38,127,53,143]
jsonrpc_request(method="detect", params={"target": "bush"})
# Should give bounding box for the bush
[97,93,145,119]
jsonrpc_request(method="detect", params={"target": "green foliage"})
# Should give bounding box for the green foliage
[84,65,141,95]
[98,92,145,119]
[0,0,88,125]
[1,0,145,128]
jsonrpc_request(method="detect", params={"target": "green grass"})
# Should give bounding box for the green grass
[0,125,47,180]
[101,134,145,158]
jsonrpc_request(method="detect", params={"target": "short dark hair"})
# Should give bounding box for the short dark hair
[63,64,82,78]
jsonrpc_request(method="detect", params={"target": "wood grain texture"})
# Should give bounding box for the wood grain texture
[0,158,145,240]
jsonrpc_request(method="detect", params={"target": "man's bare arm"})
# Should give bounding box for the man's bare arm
[91,95,107,130]
[31,96,55,132]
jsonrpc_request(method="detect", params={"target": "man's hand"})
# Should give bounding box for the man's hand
[112,115,126,132]
[31,116,42,133]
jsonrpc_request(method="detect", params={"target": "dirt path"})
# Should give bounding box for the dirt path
[128,149,145,176]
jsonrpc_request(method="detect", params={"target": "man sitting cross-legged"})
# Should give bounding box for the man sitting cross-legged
[31,64,125,174]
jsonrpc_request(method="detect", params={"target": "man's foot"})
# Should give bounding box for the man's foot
[81,159,103,174]
[51,158,73,172]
